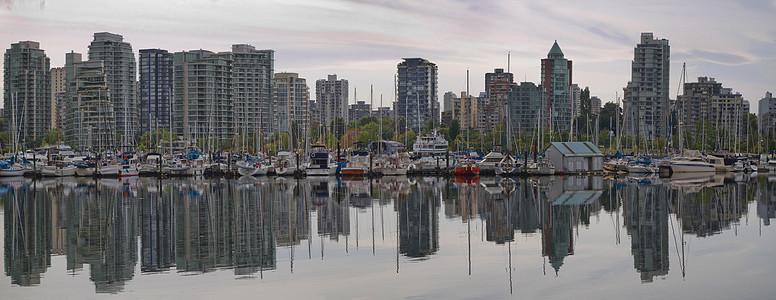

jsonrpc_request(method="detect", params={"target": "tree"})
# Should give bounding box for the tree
[447,119,460,144]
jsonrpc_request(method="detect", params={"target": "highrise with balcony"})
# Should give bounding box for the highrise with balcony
[624,33,670,140]
[173,50,233,146]
[232,44,274,135]
[273,72,309,134]
[397,58,438,133]
[484,68,514,132]
[315,74,348,127]
[88,32,137,144]
[63,52,115,150]
[4,41,51,146]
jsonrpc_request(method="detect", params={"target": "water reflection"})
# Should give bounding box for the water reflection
[2,173,776,294]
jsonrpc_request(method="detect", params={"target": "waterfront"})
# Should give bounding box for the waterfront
[1,174,775,299]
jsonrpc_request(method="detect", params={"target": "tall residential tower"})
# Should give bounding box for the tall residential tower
[88,32,137,143]
[397,58,438,133]
[139,49,174,134]
[315,74,348,127]
[541,41,572,132]
[624,33,670,140]
[3,41,51,146]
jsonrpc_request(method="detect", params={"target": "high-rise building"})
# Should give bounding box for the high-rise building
[173,50,233,145]
[4,41,51,146]
[50,66,65,129]
[508,81,545,133]
[397,58,438,133]
[624,33,670,140]
[571,84,581,116]
[232,44,274,134]
[759,92,775,136]
[590,96,601,117]
[541,41,573,132]
[677,77,749,142]
[63,53,115,150]
[348,100,371,122]
[315,74,348,126]
[139,49,174,134]
[484,68,514,132]
[450,91,478,130]
[88,32,137,143]
[443,91,455,112]
[273,72,309,134]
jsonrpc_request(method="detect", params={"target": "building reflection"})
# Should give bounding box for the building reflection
[622,180,669,283]
[140,179,175,273]
[540,176,602,275]
[6,174,776,293]
[314,178,350,241]
[397,180,440,259]
[4,181,51,286]
[173,178,276,275]
[67,178,139,293]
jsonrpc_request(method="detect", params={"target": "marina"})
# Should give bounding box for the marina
[2,173,775,298]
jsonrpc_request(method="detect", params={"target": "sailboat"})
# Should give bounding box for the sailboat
[454,70,480,176]
[275,151,299,176]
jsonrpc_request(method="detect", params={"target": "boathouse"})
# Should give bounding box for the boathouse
[544,142,604,173]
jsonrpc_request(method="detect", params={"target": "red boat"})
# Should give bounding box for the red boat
[453,159,480,176]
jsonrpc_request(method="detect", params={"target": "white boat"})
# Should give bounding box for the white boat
[0,164,29,177]
[236,160,270,176]
[658,157,715,176]
[477,151,504,173]
[100,158,140,177]
[275,151,299,176]
[306,144,336,176]
[627,163,657,174]
[412,130,449,156]
[162,158,193,176]
[141,153,163,175]
[526,159,555,175]
[375,151,409,176]
[41,161,76,177]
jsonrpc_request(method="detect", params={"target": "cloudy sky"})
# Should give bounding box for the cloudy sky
[2,0,775,113]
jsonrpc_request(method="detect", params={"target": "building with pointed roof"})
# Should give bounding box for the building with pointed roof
[541,41,573,132]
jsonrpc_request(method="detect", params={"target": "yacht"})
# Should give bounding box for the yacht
[306,143,336,176]
[275,151,299,176]
[412,130,448,156]
[140,153,163,175]
[236,157,269,177]
[658,157,715,177]
[526,159,555,176]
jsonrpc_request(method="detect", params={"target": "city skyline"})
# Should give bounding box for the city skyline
[1,0,774,114]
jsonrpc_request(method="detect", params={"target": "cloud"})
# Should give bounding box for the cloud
[689,50,754,66]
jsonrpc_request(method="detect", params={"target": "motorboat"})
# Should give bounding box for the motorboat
[340,149,369,177]
[306,143,336,176]
[236,158,270,176]
[658,156,715,177]
[100,156,140,177]
[140,153,163,175]
[453,158,480,176]
[41,161,76,177]
[275,151,299,176]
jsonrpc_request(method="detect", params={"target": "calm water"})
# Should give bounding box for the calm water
[1,174,775,299]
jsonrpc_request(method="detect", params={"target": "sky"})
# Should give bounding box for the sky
[1,0,775,113]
